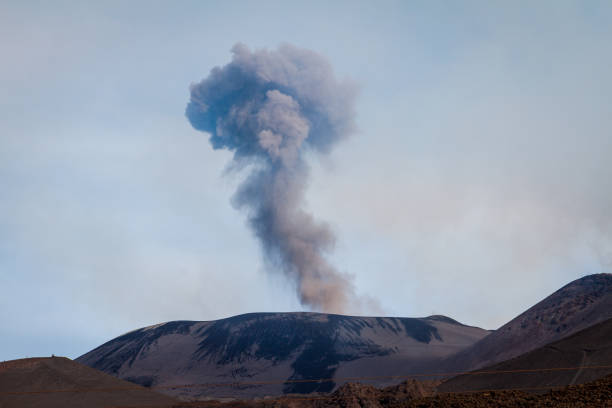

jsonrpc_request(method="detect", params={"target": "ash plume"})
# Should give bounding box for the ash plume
[186,44,358,313]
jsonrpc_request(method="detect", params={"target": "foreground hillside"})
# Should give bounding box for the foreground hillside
[3,357,610,408]
[443,273,612,372]
[0,357,178,408]
[439,316,612,393]
[77,313,488,399]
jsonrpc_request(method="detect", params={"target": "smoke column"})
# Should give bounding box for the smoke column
[186,44,358,313]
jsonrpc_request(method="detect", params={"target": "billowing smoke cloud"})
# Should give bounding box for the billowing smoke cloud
[186,44,358,313]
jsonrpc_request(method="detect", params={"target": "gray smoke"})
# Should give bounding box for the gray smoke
[186,44,358,313]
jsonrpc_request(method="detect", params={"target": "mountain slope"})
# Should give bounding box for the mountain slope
[77,312,488,399]
[438,316,612,393]
[443,273,612,372]
[0,357,178,408]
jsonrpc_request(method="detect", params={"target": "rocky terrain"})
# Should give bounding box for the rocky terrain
[77,313,488,399]
[442,273,612,373]
[174,374,612,407]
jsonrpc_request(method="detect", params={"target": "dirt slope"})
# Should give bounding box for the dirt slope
[0,356,178,408]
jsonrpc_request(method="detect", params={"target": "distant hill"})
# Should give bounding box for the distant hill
[77,313,488,399]
[442,273,612,372]
[438,316,612,393]
[0,356,178,408]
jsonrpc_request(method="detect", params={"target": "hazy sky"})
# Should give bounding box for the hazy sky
[1,1,611,361]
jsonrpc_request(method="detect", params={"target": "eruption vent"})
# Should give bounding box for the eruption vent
[186,44,358,313]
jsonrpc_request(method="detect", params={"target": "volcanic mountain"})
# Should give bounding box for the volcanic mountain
[0,356,178,408]
[76,274,612,400]
[441,273,612,373]
[77,313,488,399]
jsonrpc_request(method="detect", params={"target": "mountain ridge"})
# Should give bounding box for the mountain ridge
[441,273,612,373]
[438,316,612,392]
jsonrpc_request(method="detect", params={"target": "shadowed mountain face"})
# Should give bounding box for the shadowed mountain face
[77,313,488,399]
[438,317,612,393]
[442,273,612,373]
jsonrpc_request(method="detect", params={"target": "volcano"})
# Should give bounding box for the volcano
[77,313,488,399]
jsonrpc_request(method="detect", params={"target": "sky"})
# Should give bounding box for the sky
[1,0,611,361]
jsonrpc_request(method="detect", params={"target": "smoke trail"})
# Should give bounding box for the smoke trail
[186,44,358,313]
